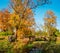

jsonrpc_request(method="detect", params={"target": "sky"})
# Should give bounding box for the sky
[0,0,60,30]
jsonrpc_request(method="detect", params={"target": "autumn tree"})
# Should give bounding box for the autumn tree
[0,10,11,32]
[44,10,57,42]
[7,1,35,50]
[9,0,50,38]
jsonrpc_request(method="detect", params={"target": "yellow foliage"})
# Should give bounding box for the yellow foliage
[8,13,20,27]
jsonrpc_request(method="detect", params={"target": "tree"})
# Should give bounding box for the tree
[9,0,50,38]
[44,10,57,42]
[0,10,11,31]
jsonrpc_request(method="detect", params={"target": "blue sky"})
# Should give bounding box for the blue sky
[34,0,60,30]
[0,0,9,10]
[0,0,60,30]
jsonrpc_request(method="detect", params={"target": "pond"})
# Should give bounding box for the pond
[30,47,42,53]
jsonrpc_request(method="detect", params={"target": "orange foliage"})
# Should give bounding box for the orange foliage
[44,10,57,36]
[0,10,10,31]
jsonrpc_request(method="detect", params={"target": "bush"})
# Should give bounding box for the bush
[0,40,13,53]
[40,42,60,53]
[0,31,13,36]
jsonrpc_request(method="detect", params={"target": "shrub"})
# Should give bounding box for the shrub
[0,31,13,36]
[0,40,13,53]
[40,43,60,53]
